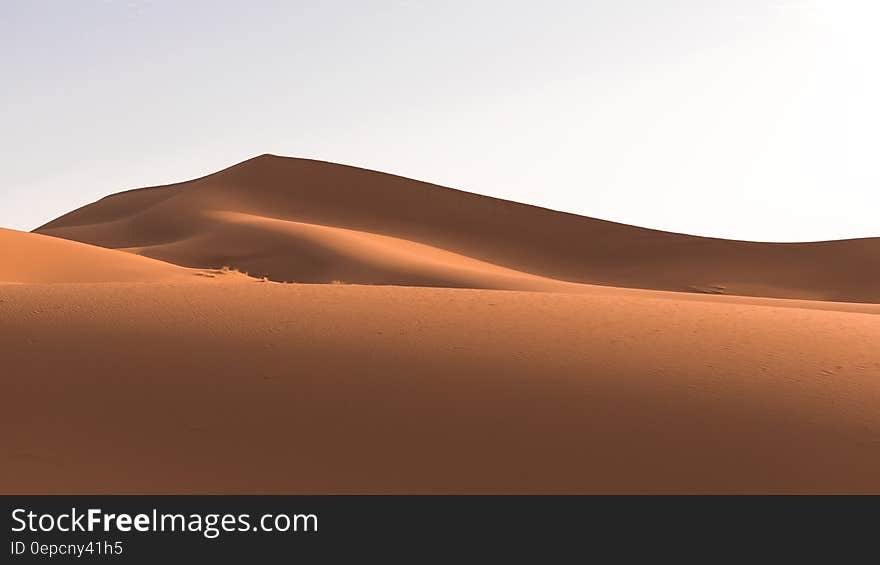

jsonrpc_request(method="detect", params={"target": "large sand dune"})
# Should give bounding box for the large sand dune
[36,154,880,302]
[2,155,878,493]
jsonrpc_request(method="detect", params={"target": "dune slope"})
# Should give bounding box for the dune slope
[0,227,193,283]
[35,154,880,302]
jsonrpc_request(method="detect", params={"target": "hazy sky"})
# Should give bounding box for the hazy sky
[2,0,877,241]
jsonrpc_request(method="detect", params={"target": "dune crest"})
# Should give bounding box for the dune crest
[116,209,588,291]
[35,154,880,303]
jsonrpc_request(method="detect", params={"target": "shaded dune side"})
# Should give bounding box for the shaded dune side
[36,154,880,302]
[0,227,192,283]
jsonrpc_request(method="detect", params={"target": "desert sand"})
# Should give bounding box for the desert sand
[2,155,879,493]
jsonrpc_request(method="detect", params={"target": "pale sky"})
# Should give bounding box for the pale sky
[1,0,877,241]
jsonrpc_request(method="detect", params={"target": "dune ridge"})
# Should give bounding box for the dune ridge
[35,154,880,303]
[119,209,590,291]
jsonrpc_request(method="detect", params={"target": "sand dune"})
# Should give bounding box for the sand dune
[0,227,193,283]
[36,154,880,303]
[2,280,879,493]
[2,155,878,493]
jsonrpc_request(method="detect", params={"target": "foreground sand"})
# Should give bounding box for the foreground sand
[2,274,878,493]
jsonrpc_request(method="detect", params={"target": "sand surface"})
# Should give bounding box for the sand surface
[2,155,878,493]
[1,274,878,493]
